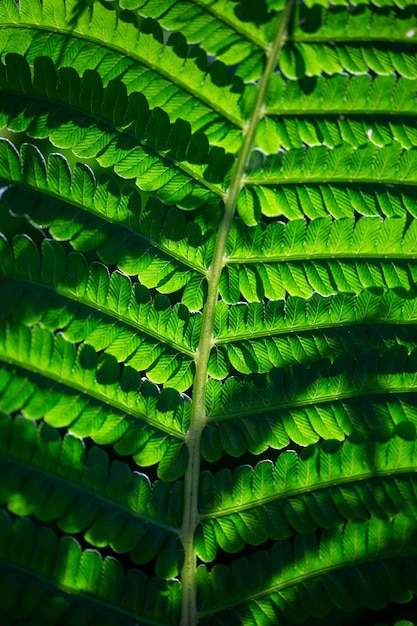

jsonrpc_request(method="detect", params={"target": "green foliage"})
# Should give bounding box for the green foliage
[1,0,417,624]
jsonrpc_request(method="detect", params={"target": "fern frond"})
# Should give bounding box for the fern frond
[196,434,417,558]
[197,515,417,625]
[0,54,228,206]
[234,182,417,220]
[256,116,417,151]
[265,73,417,116]
[0,0,245,143]
[0,356,189,481]
[0,274,195,395]
[0,232,199,356]
[214,291,417,343]
[245,145,413,186]
[0,413,184,576]
[2,0,417,624]
[227,216,417,259]
[203,350,417,455]
[292,4,417,43]
[210,326,417,379]
[0,508,181,625]
[220,258,416,301]
[0,138,215,273]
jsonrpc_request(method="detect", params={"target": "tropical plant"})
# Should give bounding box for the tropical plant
[1,0,417,624]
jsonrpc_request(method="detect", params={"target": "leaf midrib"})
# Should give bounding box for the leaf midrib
[214,319,417,344]
[179,3,296,624]
[246,177,417,186]
[266,109,417,116]
[290,36,417,43]
[227,253,417,262]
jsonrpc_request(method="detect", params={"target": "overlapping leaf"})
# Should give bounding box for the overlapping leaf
[196,434,417,559]
[0,508,181,625]
[203,346,417,457]
[0,53,232,209]
[0,0,250,154]
[1,233,200,348]
[111,0,281,82]
[0,236,197,396]
[197,514,417,625]
[0,362,189,482]
[0,138,216,272]
[292,4,417,42]
[0,413,184,577]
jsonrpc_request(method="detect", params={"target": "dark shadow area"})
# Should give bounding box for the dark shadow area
[294,2,417,37]
[66,0,93,30]
[232,0,274,26]
[306,597,417,626]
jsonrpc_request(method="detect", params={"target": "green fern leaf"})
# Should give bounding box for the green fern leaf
[2,0,417,624]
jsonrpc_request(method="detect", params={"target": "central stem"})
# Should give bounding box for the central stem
[179,4,295,624]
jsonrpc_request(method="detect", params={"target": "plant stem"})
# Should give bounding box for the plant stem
[179,3,295,624]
